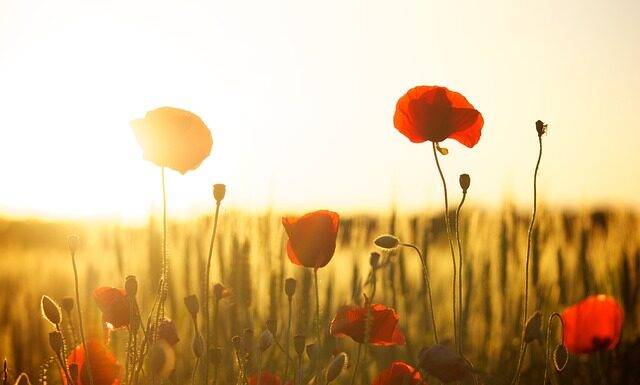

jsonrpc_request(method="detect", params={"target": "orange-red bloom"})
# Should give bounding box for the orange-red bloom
[64,340,121,385]
[372,362,425,385]
[130,107,213,174]
[393,86,483,147]
[248,372,282,385]
[282,210,339,270]
[93,287,129,330]
[330,299,405,346]
[561,295,623,354]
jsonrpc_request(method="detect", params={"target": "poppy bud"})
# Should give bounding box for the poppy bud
[326,352,348,384]
[266,319,277,336]
[61,297,74,314]
[41,295,61,326]
[553,344,568,371]
[459,174,470,193]
[258,330,274,352]
[48,331,64,354]
[69,363,78,384]
[184,294,200,317]
[213,184,226,203]
[243,329,254,352]
[67,234,79,255]
[524,311,543,343]
[536,120,547,136]
[231,335,242,351]
[149,340,176,378]
[125,275,138,297]
[306,344,318,361]
[210,347,222,365]
[294,335,306,356]
[374,234,400,249]
[213,283,226,300]
[284,278,297,298]
[369,252,381,269]
[158,319,179,346]
[192,333,205,358]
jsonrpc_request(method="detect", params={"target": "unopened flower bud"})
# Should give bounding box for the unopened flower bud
[41,295,61,326]
[213,184,226,203]
[536,120,547,136]
[192,333,205,358]
[258,330,274,352]
[369,252,380,269]
[374,234,400,249]
[553,344,568,371]
[524,311,543,343]
[284,278,297,298]
[184,294,200,317]
[294,335,306,356]
[67,235,79,255]
[266,319,277,335]
[326,353,348,383]
[459,174,470,193]
[125,275,138,297]
[61,297,74,314]
[48,331,64,354]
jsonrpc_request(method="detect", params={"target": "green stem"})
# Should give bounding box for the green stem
[205,201,222,385]
[284,298,293,382]
[455,192,467,355]
[71,251,94,385]
[432,142,457,347]
[313,268,322,385]
[349,344,362,385]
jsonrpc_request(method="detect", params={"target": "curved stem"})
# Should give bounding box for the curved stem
[512,135,543,385]
[543,312,564,385]
[71,251,94,385]
[400,243,438,344]
[431,142,457,345]
[204,201,222,385]
[456,192,467,355]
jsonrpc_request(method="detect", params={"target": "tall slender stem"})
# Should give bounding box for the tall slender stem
[349,344,362,385]
[543,312,564,385]
[400,243,438,344]
[512,135,543,385]
[71,251,94,385]
[154,167,168,342]
[284,298,293,382]
[455,192,467,355]
[204,201,222,385]
[313,268,322,385]
[432,142,457,346]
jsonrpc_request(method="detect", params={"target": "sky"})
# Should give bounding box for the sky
[0,0,639,220]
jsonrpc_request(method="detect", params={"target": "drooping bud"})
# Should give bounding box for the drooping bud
[67,235,79,255]
[48,331,64,354]
[326,352,348,383]
[284,278,297,298]
[192,333,205,358]
[258,330,274,352]
[553,344,569,371]
[536,120,547,136]
[374,234,400,249]
[369,252,380,269]
[294,335,306,356]
[41,295,62,326]
[184,294,200,317]
[125,275,138,297]
[213,184,226,203]
[61,297,74,314]
[459,174,470,193]
[524,311,543,343]
[266,319,277,336]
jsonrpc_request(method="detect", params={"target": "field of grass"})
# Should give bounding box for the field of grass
[0,205,638,385]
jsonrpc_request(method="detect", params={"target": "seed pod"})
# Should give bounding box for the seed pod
[184,294,200,317]
[41,295,62,326]
[266,319,277,336]
[369,252,380,269]
[258,330,274,352]
[285,278,297,298]
[61,297,74,314]
[192,333,205,358]
[459,174,471,193]
[374,234,400,249]
[125,275,138,297]
[524,311,543,343]
[67,235,79,255]
[326,352,348,384]
[536,120,547,136]
[553,344,569,371]
[48,331,64,354]
[294,335,306,356]
[213,184,226,203]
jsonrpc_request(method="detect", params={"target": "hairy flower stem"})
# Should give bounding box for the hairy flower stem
[455,192,467,355]
[432,142,457,346]
[512,135,543,385]
[284,297,293,382]
[204,200,222,385]
[154,167,169,343]
[71,249,94,385]
[313,269,322,385]
[400,243,438,344]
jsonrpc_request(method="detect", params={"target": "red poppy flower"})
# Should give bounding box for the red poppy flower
[64,340,121,385]
[393,86,483,147]
[282,210,339,270]
[329,298,405,346]
[247,372,282,385]
[372,362,424,385]
[561,295,623,354]
[130,107,213,174]
[93,287,129,330]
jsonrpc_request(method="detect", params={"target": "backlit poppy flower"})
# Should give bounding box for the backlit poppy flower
[417,344,473,384]
[372,362,424,385]
[93,287,129,330]
[282,210,339,270]
[248,372,282,385]
[329,297,405,346]
[393,86,483,147]
[561,295,623,354]
[130,107,213,174]
[64,340,121,385]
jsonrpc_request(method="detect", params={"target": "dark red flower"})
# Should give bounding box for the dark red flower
[372,362,424,385]
[130,107,213,174]
[393,86,483,147]
[282,210,339,270]
[561,295,623,354]
[93,287,129,330]
[247,372,282,385]
[64,340,121,385]
[330,298,405,346]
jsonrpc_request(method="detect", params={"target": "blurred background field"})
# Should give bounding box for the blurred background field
[1,205,638,384]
